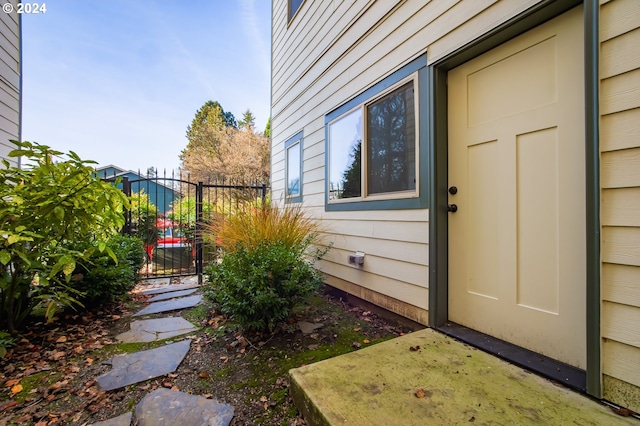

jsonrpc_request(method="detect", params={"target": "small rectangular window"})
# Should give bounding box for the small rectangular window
[288,0,304,22]
[327,75,418,204]
[285,131,303,203]
[329,109,362,200]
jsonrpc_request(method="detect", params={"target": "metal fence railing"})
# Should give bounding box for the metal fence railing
[101,169,268,282]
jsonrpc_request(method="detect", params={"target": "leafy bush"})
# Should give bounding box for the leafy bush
[0,331,15,358]
[0,141,127,334]
[69,235,145,307]
[130,190,159,248]
[204,241,324,331]
[203,204,328,332]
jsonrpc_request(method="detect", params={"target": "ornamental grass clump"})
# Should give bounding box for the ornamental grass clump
[211,204,320,253]
[203,205,328,332]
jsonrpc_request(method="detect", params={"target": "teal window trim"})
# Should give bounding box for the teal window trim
[324,54,429,212]
[285,131,303,203]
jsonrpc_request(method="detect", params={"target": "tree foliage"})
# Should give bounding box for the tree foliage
[264,116,271,139]
[238,109,256,131]
[0,142,128,334]
[181,101,270,183]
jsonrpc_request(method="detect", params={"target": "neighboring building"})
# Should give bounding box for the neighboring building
[95,165,181,214]
[271,0,639,412]
[0,0,21,166]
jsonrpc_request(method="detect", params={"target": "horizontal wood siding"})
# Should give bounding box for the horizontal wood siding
[0,2,19,166]
[600,0,640,411]
[271,0,545,323]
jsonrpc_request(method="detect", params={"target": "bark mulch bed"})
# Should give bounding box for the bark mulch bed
[0,285,419,425]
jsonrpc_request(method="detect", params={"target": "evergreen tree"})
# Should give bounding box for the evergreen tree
[264,116,271,139]
[238,109,256,131]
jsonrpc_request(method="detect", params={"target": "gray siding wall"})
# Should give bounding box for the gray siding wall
[0,0,20,166]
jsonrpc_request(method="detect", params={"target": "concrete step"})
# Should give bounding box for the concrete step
[290,328,639,426]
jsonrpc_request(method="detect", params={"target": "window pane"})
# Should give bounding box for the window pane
[366,81,416,195]
[329,109,362,199]
[289,0,304,21]
[286,142,301,197]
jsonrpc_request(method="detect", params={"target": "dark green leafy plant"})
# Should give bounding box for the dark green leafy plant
[0,141,128,334]
[129,190,159,249]
[204,240,324,332]
[69,235,145,307]
[0,330,15,358]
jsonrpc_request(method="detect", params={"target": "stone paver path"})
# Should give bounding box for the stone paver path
[135,388,234,425]
[147,288,198,302]
[96,340,191,391]
[133,295,202,317]
[116,317,199,343]
[91,412,132,426]
[91,276,233,425]
[140,283,200,296]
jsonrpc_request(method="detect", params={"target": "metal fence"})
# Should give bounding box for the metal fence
[104,170,268,281]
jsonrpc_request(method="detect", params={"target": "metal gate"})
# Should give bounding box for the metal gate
[109,171,267,281]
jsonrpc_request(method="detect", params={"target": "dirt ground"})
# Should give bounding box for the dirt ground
[0,285,416,425]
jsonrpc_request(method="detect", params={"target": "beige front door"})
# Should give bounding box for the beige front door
[447,6,586,369]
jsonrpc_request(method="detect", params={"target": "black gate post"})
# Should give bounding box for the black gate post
[121,177,133,235]
[195,181,204,284]
[261,183,268,207]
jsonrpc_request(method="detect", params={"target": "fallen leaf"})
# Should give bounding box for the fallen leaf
[11,384,23,395]
[363,339,370,344]
[167,373,178,379]
[51,351,65,360]
[352,342,361,349]
[5,378,20,387]
[612,407,635,417]
[49,380,68,390]
[86,358,94,365]
[198,372,210,379]
[353,327,361,332]
[56,336,67,343]
[111,315,121,320]
[162,382,172,388]
[171,385,179,391]
[0,400,19,412]
[415,389,425,398]
[16,414,32,423]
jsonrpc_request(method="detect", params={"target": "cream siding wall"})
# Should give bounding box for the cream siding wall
[271,0,544,324]
[0,1,20,166]
[599,0,640,412]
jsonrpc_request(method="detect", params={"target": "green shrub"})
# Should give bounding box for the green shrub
[204,240,324,332]
[69,235,145,307]
[0,141,127,334]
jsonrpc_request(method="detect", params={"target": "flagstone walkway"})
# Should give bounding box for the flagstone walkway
[92,276,234,426]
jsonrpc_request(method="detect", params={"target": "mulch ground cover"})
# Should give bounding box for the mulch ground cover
[0,285,416,425]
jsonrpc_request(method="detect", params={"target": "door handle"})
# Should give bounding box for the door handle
[447,204,458,213]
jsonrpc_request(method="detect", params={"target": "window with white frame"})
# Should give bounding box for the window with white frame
[328,76,418,203]
[285,131,303,203]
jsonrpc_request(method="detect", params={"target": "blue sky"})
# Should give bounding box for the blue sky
[21,0,271,174]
